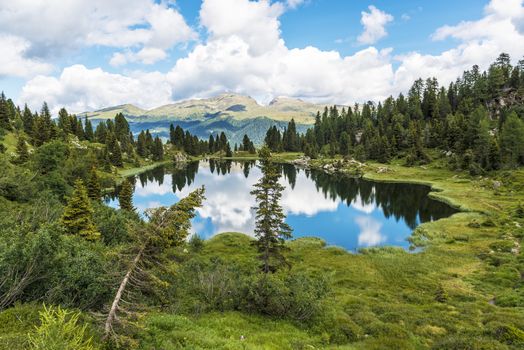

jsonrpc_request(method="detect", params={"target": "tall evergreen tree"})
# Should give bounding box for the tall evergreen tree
[21,104,33,135]
[137,131,147,157]
[0,92,11,130]
[152,136,164,161]
[86,167,102,201]
[118,180,134,212]
[250,146,292,273]
[208,134,215,153]
[61,179,100,240]
[84,117,94,141]
[15,134,30,163]
[500,112,524,167]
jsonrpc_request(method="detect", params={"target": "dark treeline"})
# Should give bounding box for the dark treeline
[266,53,524,174]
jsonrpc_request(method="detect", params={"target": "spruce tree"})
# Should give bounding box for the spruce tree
[21,104,33,135]
[500,112,524,167]
[0,92,11,130]
[225,142,232,157]
[137,131,147,157]
[86,167,102,201]
[152,136,164,161]
[250,146,292,273]
[15,135,29,163]
[169,123,176,145]
[118,180,134,212]
[61,179,100,240]
[84,117,94,141]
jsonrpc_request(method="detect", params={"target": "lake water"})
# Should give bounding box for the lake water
[106,161,458,251]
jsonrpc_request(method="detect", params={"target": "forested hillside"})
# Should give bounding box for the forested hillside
[266,53,524,173]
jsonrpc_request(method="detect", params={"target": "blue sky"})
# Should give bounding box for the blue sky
[0,0,523,113]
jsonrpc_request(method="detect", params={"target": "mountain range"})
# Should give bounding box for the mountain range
[81,93,325,145]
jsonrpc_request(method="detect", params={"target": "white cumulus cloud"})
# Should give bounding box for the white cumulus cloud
[0,0,195,69]
[0,34,53,78]
[16,0,524,114]
[20,65,173,113]
[357,5,394,45]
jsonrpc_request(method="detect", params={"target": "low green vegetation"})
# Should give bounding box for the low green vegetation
[0,54,523,349]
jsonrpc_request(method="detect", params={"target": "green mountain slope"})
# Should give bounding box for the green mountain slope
[80,93,325,145]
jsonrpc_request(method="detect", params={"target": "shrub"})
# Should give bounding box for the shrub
[486,322,524,346]
[27,305,99,350]
[495,290,524,307]
[188,234,205,252]
[489,240,515,253]
[241,270,331,323]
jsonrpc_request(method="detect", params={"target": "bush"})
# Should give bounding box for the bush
[241,271,331,323]
[495,290,524,307]
[489,240,515,253]
[486,322,524,346]
[0,303,41,350]
[27,305,99,350]
[188,234,205,252]
[92,202,133,245]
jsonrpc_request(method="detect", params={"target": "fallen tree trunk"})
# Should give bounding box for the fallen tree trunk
[103,246,144,340]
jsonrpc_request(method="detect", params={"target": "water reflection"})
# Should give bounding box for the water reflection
[106,161,458,251]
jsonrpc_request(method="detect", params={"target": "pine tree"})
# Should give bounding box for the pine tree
[118,180,134,212]
[137,131,147,157]
[58,108,71,134]
[86,167,102,201]
[225,142,232,157]
[242,134,252,151]
[112,142,123,167]
[15,134,30,163]
[21,104,33,135]
[208,134,215,153]
[84,117,94,141]
[250,146,292,273]
[500,112,524,167]
[152,136,164,161]
[339,131,351,156]
[169,124,176,145]
[0,92,11,130]
[61,179,100,240]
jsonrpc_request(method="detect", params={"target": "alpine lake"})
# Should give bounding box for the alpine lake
[106,160,458,252]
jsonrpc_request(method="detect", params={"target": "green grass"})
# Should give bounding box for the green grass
[118,160,171,179]
[130,155,524,349]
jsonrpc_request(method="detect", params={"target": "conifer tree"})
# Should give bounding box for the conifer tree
[61,179,100,240]
[118,180,134,212]
[0,92,11,130]
[250,146,292,273]
[225,142,232,157]
[208,134,215,153]
[169,124,176,145]
[137,131,147,157]
[15,134,29,164]
[86,167,102,201]
[152,136,164,161]
[57,108,71,134]
[84,117,94,141]
[21,104,33,135]
[500,112,524,167]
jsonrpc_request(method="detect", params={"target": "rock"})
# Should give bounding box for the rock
[173,152,188,163]
[292,156,310,167]
[492,180,502,190]
[377,166,389,174]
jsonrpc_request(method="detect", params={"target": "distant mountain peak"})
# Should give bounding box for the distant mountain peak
[81,93,324,125]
